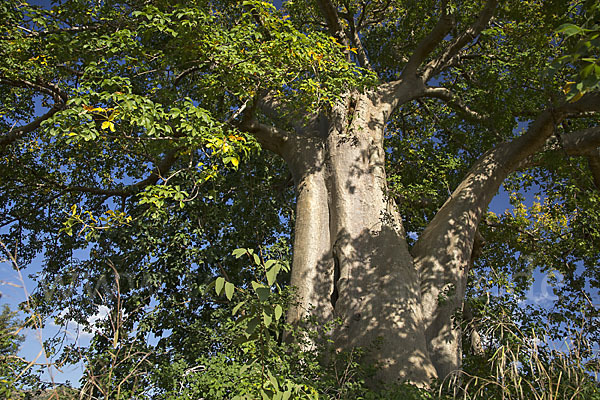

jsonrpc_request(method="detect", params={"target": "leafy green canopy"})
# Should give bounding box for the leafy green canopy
[0,0,367,304]
[0,0,599,397]
[0,0,371,395]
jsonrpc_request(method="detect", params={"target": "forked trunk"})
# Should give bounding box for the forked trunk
[265,89,591,386]
[283,93,437,386]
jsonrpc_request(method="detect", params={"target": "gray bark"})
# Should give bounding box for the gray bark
[245,79,600,387]
[282,92,436,386]
[413,95,600,380]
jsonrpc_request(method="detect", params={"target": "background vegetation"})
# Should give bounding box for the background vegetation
[1,0,599,398]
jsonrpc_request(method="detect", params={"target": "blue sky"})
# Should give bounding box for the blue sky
[1,0,597,389]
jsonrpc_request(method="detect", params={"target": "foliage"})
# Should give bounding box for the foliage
[0,0,599,398]
[0,305,25,398]
[455,300,600,399]
[0,305,43,399]
[552,0,600,101]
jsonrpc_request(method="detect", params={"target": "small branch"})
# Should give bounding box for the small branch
[174,65,202,86]
[225,98,250,124]
[315,0,352,59]
[33,149,179,198]
[18,24,100,37]
[422,0,498,81]
[57,64,84,77]
[346,12,373,71]
[0,77,68,103]
[422,86,486,121]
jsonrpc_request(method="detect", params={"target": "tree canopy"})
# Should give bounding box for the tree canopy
[1,0,599,398]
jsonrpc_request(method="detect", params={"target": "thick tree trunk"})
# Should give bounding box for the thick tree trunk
[257,90,600,388]
[283,93,436,386]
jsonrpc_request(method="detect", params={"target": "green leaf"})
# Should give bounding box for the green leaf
[256,287,271,302]
[252,253,261,265]
[246,316,260,335]
[274,304,283,321]
[266,264,280,286]
[232,248,247,258]
[263,310,272,327]
[215,277,225,295]
[556,23,584,38]
[232,301,245,315]
[252,281,270,301]
[267,369,279,391]
[225,282,235,300]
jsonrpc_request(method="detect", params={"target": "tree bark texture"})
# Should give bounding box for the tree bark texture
[281,91,437,386]
[250,81,600,386]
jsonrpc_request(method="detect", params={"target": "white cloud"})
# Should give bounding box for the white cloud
[53,305,111,341]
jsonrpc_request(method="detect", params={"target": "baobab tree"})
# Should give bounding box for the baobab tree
[1,0,599,390]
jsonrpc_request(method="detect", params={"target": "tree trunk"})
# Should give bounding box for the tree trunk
[283,93,437,387]
[257,87,600,388]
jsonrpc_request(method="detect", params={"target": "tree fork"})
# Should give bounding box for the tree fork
[282,94,437,386]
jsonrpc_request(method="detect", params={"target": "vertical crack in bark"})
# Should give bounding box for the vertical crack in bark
[324,128,341,311]
[330,238,341,309]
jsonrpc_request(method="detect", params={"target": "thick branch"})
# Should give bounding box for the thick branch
[561,126,600,190]
[381,1,497,116]
[416,95,600,256]
[238,117,289,156]
[401,2,453,79]
[422,0,498,81]
[374,78,427,121]
[412,93,600,378]
[422,86,486,121]
[256,92,294,124]
[0,104,64,151]
[561,126,600,155]
[588,152,600,190]
[315,0,351,56]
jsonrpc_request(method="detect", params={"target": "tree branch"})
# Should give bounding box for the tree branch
[401,1,453,79]
[345,11,373,70]
[17,24,100,37]
[315,0,351,59]
[561,126,600,155]
[238,117,289,157]
[34,150,179,198]
[381,1,497,116]
[588,152,600,190]
[412,93,600,377]
[0,104,65,151]
[0,77,68,103]
[0,77,69,150]
[561,126,600,190]
[422,0,498,81]
[421,86,486,121]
